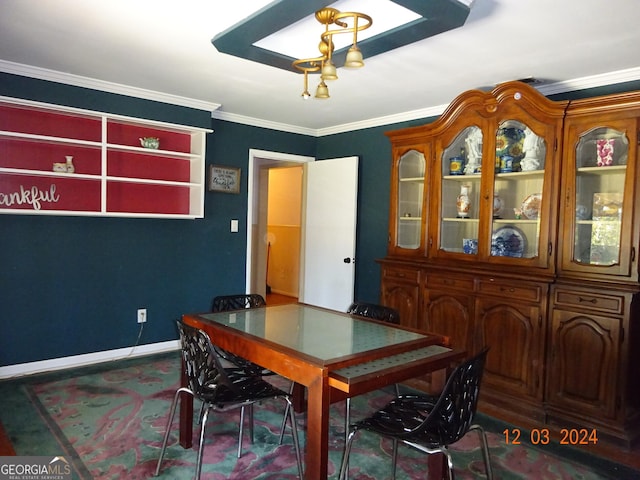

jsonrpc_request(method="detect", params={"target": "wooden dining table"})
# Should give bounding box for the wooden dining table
[180,303,464,480]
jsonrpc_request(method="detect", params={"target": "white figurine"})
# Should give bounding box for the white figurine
[521,127,544,171]
[464,127,482,174]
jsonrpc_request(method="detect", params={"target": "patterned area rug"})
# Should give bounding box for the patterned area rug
[0,352,636,479]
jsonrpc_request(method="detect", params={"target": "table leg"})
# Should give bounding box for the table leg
[292,382,306,413]
[178,360,193,448]
[427,453,446,479]
[305,374,331,480]
[426,367,448,479]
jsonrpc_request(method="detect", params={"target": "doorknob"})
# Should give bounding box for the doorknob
[343,257,354,264]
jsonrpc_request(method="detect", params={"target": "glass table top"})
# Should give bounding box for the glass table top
[198,303,428,362]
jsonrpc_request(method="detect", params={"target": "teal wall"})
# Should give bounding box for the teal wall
[0,73,315,366]
[2,71,640,367]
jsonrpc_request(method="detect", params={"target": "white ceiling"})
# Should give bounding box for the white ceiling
[1,0,639,136]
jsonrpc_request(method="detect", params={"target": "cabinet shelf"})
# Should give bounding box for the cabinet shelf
[442,217,479,223]
[577,165,626,175]
[0,95,211,218]
[443,170,545,181]
[493,218,539,225]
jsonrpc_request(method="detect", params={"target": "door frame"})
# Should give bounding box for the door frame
[245,149,314,296]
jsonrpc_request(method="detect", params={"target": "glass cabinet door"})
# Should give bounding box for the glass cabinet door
[490,120,546,259]
[440,126,482,254]
[572,126,628,269]
[396,150,425,249]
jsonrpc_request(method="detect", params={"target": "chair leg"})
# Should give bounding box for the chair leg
[394,383,401,397]
[196,405,210,480]
[237,405,246,458]
[248,404,254,444]
[154,387,187,477]
[279,381,295,445]
[391,438,398,480]
[338,429,358,480]
[443,447,455,480]
[345,398,351,444]
[285,397,304,479]
[470,424,493,480]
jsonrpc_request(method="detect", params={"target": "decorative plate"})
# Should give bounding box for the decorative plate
[491,226,526,258]
[521,193,542,220]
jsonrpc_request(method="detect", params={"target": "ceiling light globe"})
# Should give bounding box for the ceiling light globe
[344,46,364,69]
[315,81,330,99]
[321,62,338,81]
[301,90,311,100]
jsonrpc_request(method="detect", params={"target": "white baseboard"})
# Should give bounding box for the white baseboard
[0,340,180,380]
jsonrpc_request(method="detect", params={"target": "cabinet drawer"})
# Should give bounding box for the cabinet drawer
[426,274,474,292]
[477,278,542,302]
[553,288,624,315]
[383,267,420,283]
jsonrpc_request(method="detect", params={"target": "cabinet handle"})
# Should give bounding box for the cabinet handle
[500,286,516,293]
[443,279,455,285]
[578,296,597,304]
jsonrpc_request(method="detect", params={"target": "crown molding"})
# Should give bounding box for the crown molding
[213,66,640,137]
[3,59,640,137]
[0,60,221,112]
[536,66,640,96]
[211,109,317,136]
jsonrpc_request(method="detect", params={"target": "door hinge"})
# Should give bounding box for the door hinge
[621,326,625,343]
[549,242,553,256]
[554,138,558,151]
[538,315,542,328]
[631,246,636,263]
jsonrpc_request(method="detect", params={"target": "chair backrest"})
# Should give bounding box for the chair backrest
[176,320,237,397]
[347,302,400,324]
[418,348,489,445]
[212,294,267,312]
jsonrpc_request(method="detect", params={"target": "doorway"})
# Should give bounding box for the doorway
[245,149,313,302]
[246,149,359,311]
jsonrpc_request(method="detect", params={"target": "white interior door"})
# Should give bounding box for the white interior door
[299,156,358,311]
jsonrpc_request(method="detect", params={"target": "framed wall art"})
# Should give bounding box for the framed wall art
[208,165,241,193]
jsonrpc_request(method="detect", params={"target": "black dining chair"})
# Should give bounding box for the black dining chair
[338,348,493,480]
[155,320,303,480]
[346,301,401,325]
[345,302,402,422]
[212,293,267,312]
[211,293,273,376]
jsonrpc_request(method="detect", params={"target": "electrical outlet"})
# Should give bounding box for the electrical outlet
[137,308,147,323]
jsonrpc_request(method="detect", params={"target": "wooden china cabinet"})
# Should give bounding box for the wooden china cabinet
[379,81,640,446]
[547,92,640,444]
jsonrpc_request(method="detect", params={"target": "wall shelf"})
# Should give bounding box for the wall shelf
[0,96,211,218]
